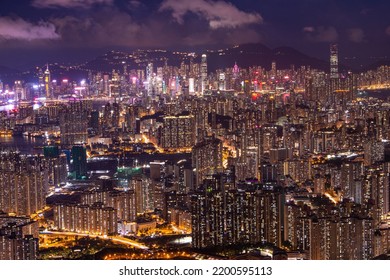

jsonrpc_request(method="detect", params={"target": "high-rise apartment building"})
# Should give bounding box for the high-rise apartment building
[192,178,283,249]
[0,153,48,216]
[59,101,89,146]
[192,136,223,187]
[161,115,195,150]
[0,215,39,260]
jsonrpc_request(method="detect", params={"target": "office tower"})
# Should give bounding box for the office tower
[271,61,276,77]
[0,215,39,260]
[89,110,100,133]
[146,63,154,96]
[0,152,48,216]
[201,54,207,94]
[233,62,240,79]
[192,136,223,187]
[59,101,89,146]
[188,78,195,94]
[71,145,87,179]
[112,102,120,128]
[14,80,23,101]
[161,114,195,150]
[102,103,112,130]
[103,74,110,96]
[330,43,339,79]
[110,70,120,97]
[44,64,51,98]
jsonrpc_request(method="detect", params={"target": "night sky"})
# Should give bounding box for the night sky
[0,0,389,69]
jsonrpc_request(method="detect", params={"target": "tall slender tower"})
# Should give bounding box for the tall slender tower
[201,54,207,94]
[44,64,51,98]
[146,63,154,96]
[330,43,339,79]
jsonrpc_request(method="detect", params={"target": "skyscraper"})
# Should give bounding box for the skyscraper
[192,136,223,187]
[44,64,51,98]
[201,54,207,94]
[71,145,87,179]
[59,101,89,146]
[0,215,39,260]
[146,63,154,96]
[0,153,48,216]
[161,114,195,150]
[330,43,339,79]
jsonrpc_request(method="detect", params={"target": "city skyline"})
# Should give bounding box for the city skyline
[0,0,389,69]
[1,0,390,262]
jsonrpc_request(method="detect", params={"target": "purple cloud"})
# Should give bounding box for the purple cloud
[346,28,364,43]
[386,26,390,36]
[303,26,338,42]
[159,0,262,29]
[0,17,60,40]
[32,0,113,9]
[303,26,315,33]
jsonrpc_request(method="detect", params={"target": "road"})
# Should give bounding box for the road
[41,230,149,250]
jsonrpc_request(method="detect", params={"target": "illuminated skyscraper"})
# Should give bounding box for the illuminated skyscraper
[330,43,339,79]
[201,54,207,94]
[233,62,239,79]
[102,74,110,96]
[146,63,154,96]
[44,64,51,98]
[271,61,276,77]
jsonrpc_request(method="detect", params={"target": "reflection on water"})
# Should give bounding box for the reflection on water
[0,135,46,154]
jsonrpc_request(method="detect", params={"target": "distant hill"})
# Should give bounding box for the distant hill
[1,44,389,84]
[206,43,329,72]
[362,60,390,72]
[80,43,330,74]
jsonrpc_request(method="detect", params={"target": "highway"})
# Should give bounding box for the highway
[41,230,149,250]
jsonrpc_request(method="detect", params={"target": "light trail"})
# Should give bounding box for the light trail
[41,231,149,250]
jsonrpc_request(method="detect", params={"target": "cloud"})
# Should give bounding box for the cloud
[386,26,390,36]
[47,6,262,49]
[346,28,364,43]
[302,26,315,33]
[303,26,338,42]
[159,0,262,29]
[32,0,113,9]
[51,10,141,46]
[0,17,60,41]
[128,1,142,8]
